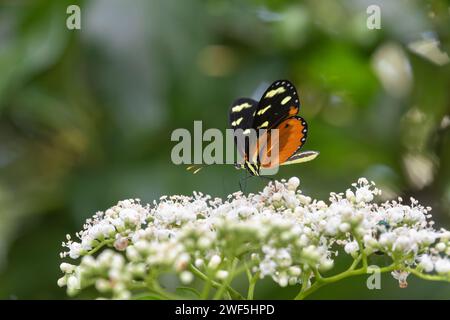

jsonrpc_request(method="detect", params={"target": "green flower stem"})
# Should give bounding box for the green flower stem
[300,270,312,292]
[295,257,398,300]
[213,258,239,299]
[189,265,244,300]
[247,271,259,300]
[85,239,115,256]
[355,235,368,269]
[312,268,323,282]
[406,268,450,282]
[200,276,212,299]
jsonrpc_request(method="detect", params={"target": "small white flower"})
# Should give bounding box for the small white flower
[319,259,334,272]
[126,246,140,261]
[288,266,302,276]
[325,217,341,236]
[345,189,356,202]
[119,208,140,225]
[57,277,67,287]
[68,242,82,259]
[259,259,277,277]
[355,187,373,203]
[435,259,450,274]
[379,232,395,247]
[277,274,289,287]
[272,192,282,202]
[344,241,359,256]
[194,258,204,268]
[339,222,351,233]
[67,275,80,291]
[198,237,212,249]
[386,207,404,224]
[180,271,194,284]
[393,236,411,252]
[418,255,434,272]
[96,279,111,292]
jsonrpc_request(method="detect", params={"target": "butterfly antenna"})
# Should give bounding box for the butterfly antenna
[186,163,220,174]
[186,164,206,174]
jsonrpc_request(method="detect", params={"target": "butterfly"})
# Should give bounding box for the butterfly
[188,80,319,176]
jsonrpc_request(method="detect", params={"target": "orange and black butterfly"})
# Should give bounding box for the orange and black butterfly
[188,80,318,176]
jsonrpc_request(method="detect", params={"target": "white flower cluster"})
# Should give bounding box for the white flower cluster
[58,177,450,299]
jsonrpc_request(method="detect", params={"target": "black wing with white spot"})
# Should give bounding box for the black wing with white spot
[228,98,258,161]
[228,98,258,131]
[252,80,300,130]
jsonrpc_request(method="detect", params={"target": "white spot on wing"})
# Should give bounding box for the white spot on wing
[257,105,271,115]
[281,96,292,105]
[232,117,243,126]
[264,87,286,98]
[232,103,253,113]
[258,121,269,128]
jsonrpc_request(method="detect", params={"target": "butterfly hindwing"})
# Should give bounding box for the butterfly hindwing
[259,116,307,168]
[281,150,319,166]
[252,80,300,131]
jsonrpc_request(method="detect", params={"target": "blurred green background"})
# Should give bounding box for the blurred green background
[0,0,449,299]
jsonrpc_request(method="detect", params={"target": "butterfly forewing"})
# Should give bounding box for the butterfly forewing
[229,98,258,130]
[252,80,300,131]
[229,98,258,162]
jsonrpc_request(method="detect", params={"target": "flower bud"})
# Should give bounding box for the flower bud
[208,255,221,269]
[60,263,75,273]
[216,270,229,280]
[57,277,67,287]
[287,177,300,191]
[436,242,446,252]
[180,271,194,284]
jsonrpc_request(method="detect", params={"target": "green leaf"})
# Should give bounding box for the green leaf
[133,293,165,300]
[175,287,200,299]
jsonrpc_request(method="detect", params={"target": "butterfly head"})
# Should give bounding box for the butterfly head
[233,161,260,176]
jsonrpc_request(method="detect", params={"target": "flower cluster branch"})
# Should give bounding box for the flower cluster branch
[58,177,450,299]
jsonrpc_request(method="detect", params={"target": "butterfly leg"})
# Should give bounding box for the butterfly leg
[239,171,252,193]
